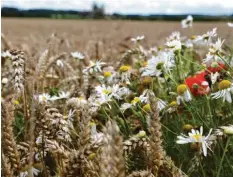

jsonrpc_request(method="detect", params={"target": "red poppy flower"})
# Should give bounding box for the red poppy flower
[185,72,210,96]
[207,62,226,73]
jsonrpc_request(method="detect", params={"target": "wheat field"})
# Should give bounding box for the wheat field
[1,18,233,177]
[2,18,233,61]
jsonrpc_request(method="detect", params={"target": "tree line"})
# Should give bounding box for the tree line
[2,4,233,21]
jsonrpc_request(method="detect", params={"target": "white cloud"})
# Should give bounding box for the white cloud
[1,0,233,15]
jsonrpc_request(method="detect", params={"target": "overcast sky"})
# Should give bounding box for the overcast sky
[1,0,233,15]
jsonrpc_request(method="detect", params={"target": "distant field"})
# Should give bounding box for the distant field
[2,18,232,60]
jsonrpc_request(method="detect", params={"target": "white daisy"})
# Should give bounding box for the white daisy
[83,60,106,74]
[142,89,155,99]
[211,80,233,103]
[219,125,233,135]
[50,91,70,101]
[90,123,105,144]
[114,87,131,100]
[96,84,114,96]
[166,39,182,52]
[1,50,12,58]
[176,84,192,105]
[209,38,224,54]
[49,95,59,101]
[132,94,148,105]
[120,103,132,112]
[141,51,174,77]
[157,98,167,111]
[118,65,132,84]
[58,91,70,99]
[71,51,85,60]
[166,31,180,42]
[176,126,213,156]
[103,70,117,84]
[227,22,233,28]
[19,167,40,177]
[94,84,118,107]
[181,15,193,28]
[149,46,158,54]
[203,38,224,64]
[131,35,145,43]
[120,94,147,112]
[65,109,75,129]
[38,93,51,103]
[184,39,194,48]
[196,28,217,44]
[210,72,220,84]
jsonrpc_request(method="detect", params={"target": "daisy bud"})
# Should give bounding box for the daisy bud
[142,61,148,67]
[183,124,193,131]
[191,35,196,40]
[14,100,20,105]
[137,130,146,138]
[177,84,188,95]
[220,125,233,135]
[142,104,151,112]
[218,80,231,90]
[103,71,112,78]
[119,65,131,72]
[141,76,152,86]
[169,101,178,106]
[131,97,140,105]
[158,46,163,51]
[89,122,96,127]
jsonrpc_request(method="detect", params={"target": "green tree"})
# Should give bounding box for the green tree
[91,2,105,19]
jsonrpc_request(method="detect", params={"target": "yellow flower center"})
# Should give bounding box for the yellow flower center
[42,96,47,101]
[158,46,163,51]
[119,65,131,72]
[142,104,151,112]
[177,84,188,95]
[192,134,201,141]
[14,100,20,105]
[89,122,95,127]
[78,96,84,100]
[131,97,140,104]
[103,89,111,95]
[142,61,148,67]
[191,35,196,40]
[218,80,231,90]
[142,77,152,85]
[169,101,177,106]
[183,124,193,131]
[104,71,112,78]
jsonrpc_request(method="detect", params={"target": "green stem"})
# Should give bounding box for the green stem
[218,54,233,72]
[216,137,231,177]
[175,52,182,82]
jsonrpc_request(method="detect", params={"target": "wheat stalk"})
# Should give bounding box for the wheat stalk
[100,120,125,177]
